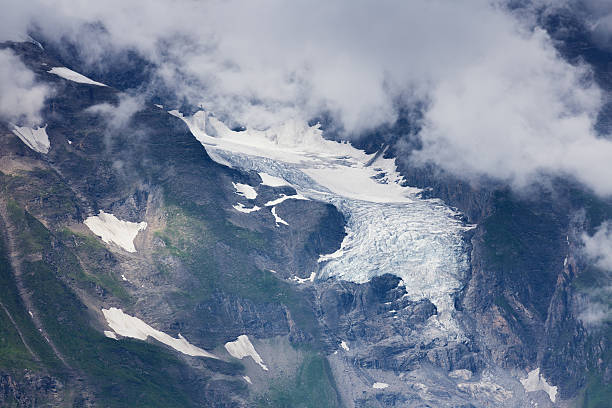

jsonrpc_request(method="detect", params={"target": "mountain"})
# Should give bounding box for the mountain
[0,21,611,408]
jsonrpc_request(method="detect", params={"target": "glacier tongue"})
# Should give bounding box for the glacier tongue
[175,111,474,336]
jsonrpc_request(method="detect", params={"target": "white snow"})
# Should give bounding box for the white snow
[104,330,118,340]
[102,308,217,358]
[520,368,558,403]
[84,211,147,252]
[174,110,475,339]
[48,67,107,86]
[243,376,252,384]
[264,193,309,207]
[12,125,50,154]
[28,310,33,318]
[373,382,389,389]
[259,172,290,187]
[232,182,257,199]
[121,274,127,281]
[67,140,72,145]
[271,207,288,226]
[340,341,350,351]
[224,335,268,370]
[292,271,316,283]
[154,104,163,109]
[233,203,261,213]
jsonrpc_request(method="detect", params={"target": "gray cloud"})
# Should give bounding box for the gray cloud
[2,1,612,195]
[0,49,50,126]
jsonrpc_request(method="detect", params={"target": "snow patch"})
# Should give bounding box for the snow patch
[259,172,290,187]
[232,182,257,199]
[264,193,309,207]
[243,376,252,384]
[520,368,558,403]
[224,335,268,370]
[292,271,316,284]
[271,206,288,226]
[104,330,118,340]
[12,125,50,154]
[48,67,106,86]
[373,382,389,389]
[102,308,217,358]
[233,203,260,213]
[84,211,147,253]
[340,341,350,351]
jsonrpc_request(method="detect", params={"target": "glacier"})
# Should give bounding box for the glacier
[174,110,475,337]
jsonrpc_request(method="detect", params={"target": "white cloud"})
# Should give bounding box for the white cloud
[582,221,612,271]
[579,221,612,326]
[86,94,142,129]
[2,1,612,195]
[0,49,50,125]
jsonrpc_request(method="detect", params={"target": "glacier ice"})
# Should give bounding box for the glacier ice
[175,110,475,337]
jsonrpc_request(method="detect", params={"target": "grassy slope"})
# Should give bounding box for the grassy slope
[256,353,340,408]
[2,199,202,407]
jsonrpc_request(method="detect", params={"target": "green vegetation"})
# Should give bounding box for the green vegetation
[156,193,321,340]
[3,200,202,407]
[256,353,340,408]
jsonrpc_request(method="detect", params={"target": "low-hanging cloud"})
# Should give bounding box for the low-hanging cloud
[0,49,50,126]
[2,0,612,195]
[579,221,612,325]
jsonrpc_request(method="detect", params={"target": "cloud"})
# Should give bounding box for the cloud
[579,221,612,326]
[582,221,612,271]
[0,49,50,125]
[2,1,612,195]
[86,94,143,130]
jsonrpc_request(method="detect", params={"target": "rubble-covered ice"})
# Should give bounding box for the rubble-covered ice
[224,335,268,370]
[84,211,147,252]
[102,307,217,358]
[48,67,107,86]
[12,125,50,153]
[175,110,475,338]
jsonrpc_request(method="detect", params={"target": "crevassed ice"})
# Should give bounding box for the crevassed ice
[175,110,474,337]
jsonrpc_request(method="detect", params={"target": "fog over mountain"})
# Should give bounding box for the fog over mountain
[2,0,612,195]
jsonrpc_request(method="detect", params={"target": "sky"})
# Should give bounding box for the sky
[1,0,612,196]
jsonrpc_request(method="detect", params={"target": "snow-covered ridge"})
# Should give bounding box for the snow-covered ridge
[224,335,268,370]
[520,368,558,402]
[175,110,474,338]
[11,125,50,154]
[84,211,147,252]
[102,308,217,359]
[48,67,107,86]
